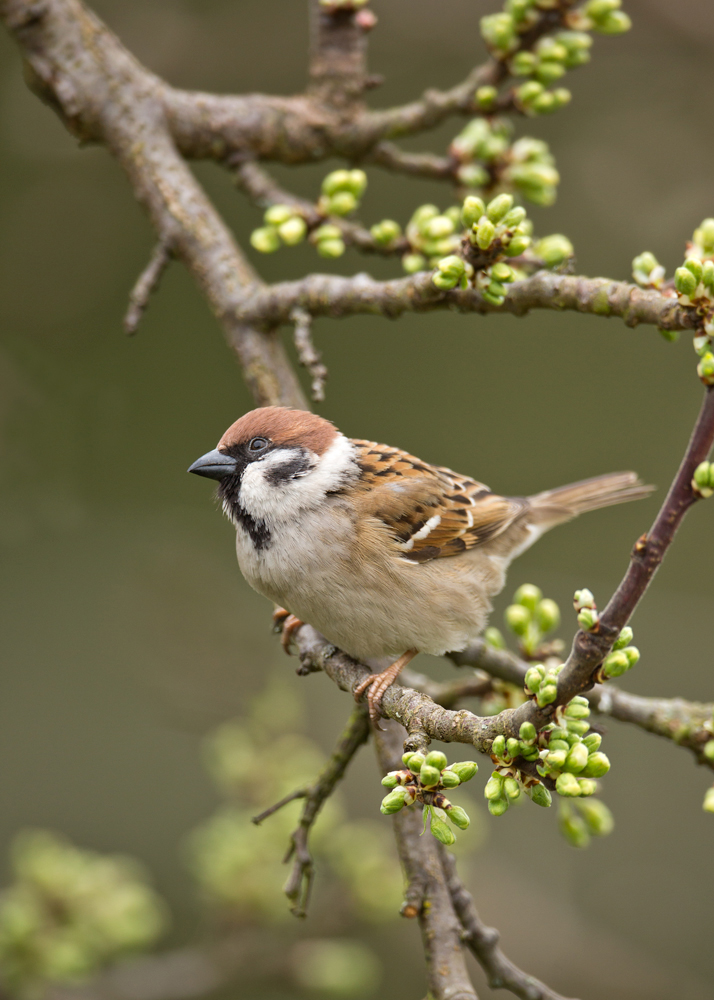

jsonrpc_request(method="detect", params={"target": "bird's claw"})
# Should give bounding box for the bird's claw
[272,608,305,654]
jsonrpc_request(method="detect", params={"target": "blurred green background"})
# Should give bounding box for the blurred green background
[1,0,713,997]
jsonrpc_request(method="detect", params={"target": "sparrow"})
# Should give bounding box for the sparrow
[189,406,652,722]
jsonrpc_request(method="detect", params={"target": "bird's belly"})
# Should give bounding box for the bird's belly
[235,514,509,660]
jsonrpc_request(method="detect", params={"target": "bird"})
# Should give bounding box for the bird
[188,406,652,723]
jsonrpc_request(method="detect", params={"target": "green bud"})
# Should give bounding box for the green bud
[675,266,698,297]
[548,739,570,752]
[536,234,574,267]
[264,204,294,226]
[491,735,507,758]
[425,750,448,771]
[524,665,544,692]
[515,583,542,608]
[602,650,630,678]
[402,752,415,766]
[545,748,567,769]
[694,218,714,255]
[437,255,465,279]
[402,253,427,274]
[504,234,531,256]
[510,51,538,76]
[535,61,566,85]
[505,603,531,635]
[684,258,704,284]
[516,80,544,105]
[577,778,597,796]
[278,217,307,245]
[698,353,714,386]
[504,776,521,800]
[702,260,714,291]
[583,733,602,753]
[322,169,352,195]
[581,751,611,778]
[486,193,515,223]
[564,702,590,720]
[381,773,399,788]
[704,788,714,813]
[536,598,560,633]
[559,806,590,847]
[612,626,634,650]
[250,225,281,253]
[503,206,527,228]
[410,204,440,227]
[490,262,514,284]
[566,718,590,737]
[425,215,456,240]
[449,760,478,782]
[506,737,521,758]
[475,218,496,250]
[480,12,516,52]
[528,782,552,807]
[519,722,537,742]
[488,796,509,816]
[441,770,461,788]
[420,764,441,788]
[506,0,536,23]
[632,251,659,281]
[432,272,459,291]
[446,804,471,829]
[563,743,589,774]
[595,10,632,34]
[346,169,367,197]
[476,85,498,109]
[585,0,621,17]
[461,196,486,228]
[578,608,599,631]
[430,813,456,845]
[484,626,506,649]
[370,219,401,245]
[577,798,614,836]
[380,787,408,814]
[537,683,558,708]
[556,772,582,797]
[327,191,358,216]
[624,646,640,668]
[317,238,346,258]
[694,459,714,494]
[457,163,491,188]
[314,223,342,242]
[408,752,426,774]
[484,771,505,799]
[521,745,540,761]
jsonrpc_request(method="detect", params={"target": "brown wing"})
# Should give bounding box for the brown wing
[351,440,530,563]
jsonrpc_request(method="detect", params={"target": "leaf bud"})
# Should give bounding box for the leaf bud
[264,204,294,226]
[524,665,544,692]
[581,751,611,778]
[674,266,698,297]
[704,788,714,814]
[528,782,552,807]
[563,743,589,774]
[480,12,517,53]
[601,650,629,678]
[475,218,496,250]
[504,776,521,800]
[446,804,471,829]
[380,787,408,814]
[536,598,560,633]
[486,193,515,223]
[536,234,574,267]
[448,760,478,782]
[430,813,456,845]
[484,771,505,799]
[370,219,401,245]
[441,770,461,788]
[425,750,448,771]
[461,196,486,228]
[577,798,614,835]
[476,86,498,110]
[519,721,537,742]
[583,733,602,753]
[545,748,567,769]
[612,626,634,650]
[537,683,558,708]
[250,226,281,253]
[698,353,714,386]
[506,737,521,758]
[408,752,426,774]
[402,253,427,274]
[419,764,441,788]
[488,796,509,816]
[556,772,582,797]
[504,234,531,256]
[317,238,346,258]
[484,626,506,649]
[491,735,507,758]
[577,608,599,631]
[381,773,399,788]
[505,603,531,635]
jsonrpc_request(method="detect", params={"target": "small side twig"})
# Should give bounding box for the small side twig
[291,308,328,403]
[439,845,575,1000]
[275,705,370,917]
[123,240,172,335]
[251,788,308,825]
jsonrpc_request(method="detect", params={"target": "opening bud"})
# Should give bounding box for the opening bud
[536,234,574,267]
[583,733,602,753]
[577,778,597,796]
[503,206,527,228]
[528,782,552,807]
[505,603,531,635]
[563,743,589,774]
[430,812,456,845]
[697,353,714,386]
[475,218,496,250]
[577,608,599,632]
[437,255,466,279]
[448,761,478,782]
[510,51,538,76]
[491,735,507,758]
[278,217,307,245]
[504,776,521,800]
[556,772,582,797]
[704,787,714,814]
[484,771,505,799]
[537,683,558,707]
[441,770,461,788]
[506,737,521,758]
[370,219,401,245]
[317,238,346,258]
[461,196,486,228]
[480,12,517,52]
[476,86,498,109]
[524,665,545,692]
[322,169,352,196]
[446,804,470,829]
[326,192,358,216]
[381,773,399,788]
[504,234,531,256]
[612,626,634,650]
[694,218,714,255]
[488,796,509,816]
[581,751,611,778]
[594,10,632,34]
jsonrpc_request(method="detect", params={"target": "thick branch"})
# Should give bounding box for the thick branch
[237,270,694,333]
[439,847,574,1000]
[373,723,477,1000]
[308,0,369,113]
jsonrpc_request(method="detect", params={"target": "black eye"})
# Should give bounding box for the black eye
[248,436,269,453]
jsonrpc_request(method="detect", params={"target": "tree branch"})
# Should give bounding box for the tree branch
[367,141,458,181]
[236,270,695,333]
[308,0,370,113]
[123,240,172,335]
[439,846,575,1000]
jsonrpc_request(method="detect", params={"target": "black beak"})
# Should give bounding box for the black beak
[188,449,238,481]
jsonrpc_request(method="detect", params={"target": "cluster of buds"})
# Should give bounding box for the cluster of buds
[573,587,599,631]
[0,831,166,994]
[317,169,367,218]
[580,0,631,35]
[503,138,560,206]
[678,222,714,382]
[403,204,462,273]
[251,204,308,254]
[536,708,611,793]
[370,218,402,248]
[504,583,561,657]
[632,251,666,290]
[559,797,614,847]
[524,661,562,707]
[510,31,592,81]
[692,462,714,500]
[484,723,553,815]
[380,750,477,845]
[450,117,511,189]
[598,626,640,680]
[514,79,571,117]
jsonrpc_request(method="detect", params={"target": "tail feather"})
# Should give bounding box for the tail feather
[528,472,654,528]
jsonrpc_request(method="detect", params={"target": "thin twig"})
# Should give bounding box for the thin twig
[251,788,308,825]
[123,240,172,335]
[291,308,328,402]
[367,142,457,181]
[439,846,575,1000]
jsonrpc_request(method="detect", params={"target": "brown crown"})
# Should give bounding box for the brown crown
[217,407,338,455]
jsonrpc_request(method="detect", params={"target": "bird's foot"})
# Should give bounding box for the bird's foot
[272,608,305,654]
[353,650,418,724]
